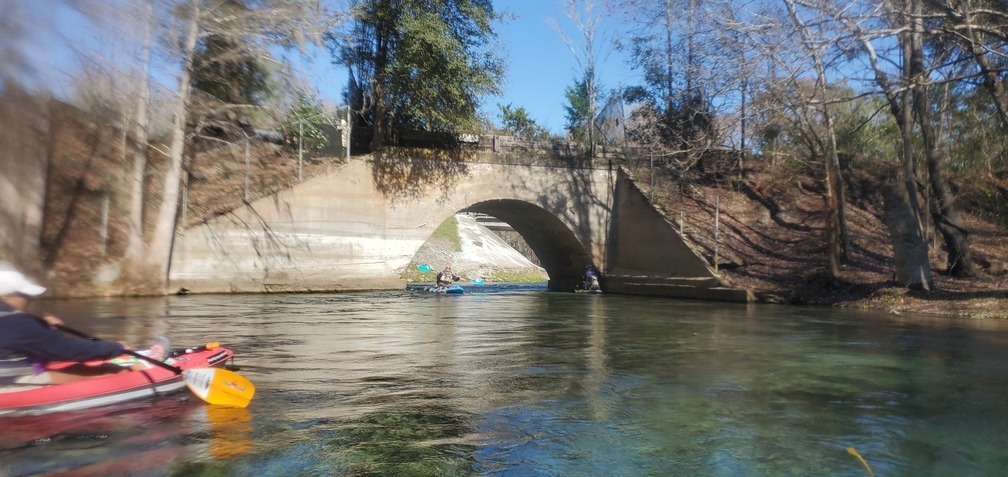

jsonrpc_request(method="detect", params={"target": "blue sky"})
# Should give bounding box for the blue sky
[28,0,639,136]
[479,1,639,134]
[305,1,640,135]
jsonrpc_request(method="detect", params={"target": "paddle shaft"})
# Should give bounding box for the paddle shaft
[53,324,255,408]
[55,324,183,374]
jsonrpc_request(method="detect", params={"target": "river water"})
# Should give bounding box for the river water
[3,285,1008,476]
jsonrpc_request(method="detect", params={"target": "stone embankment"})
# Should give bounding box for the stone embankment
[405,214,547,284]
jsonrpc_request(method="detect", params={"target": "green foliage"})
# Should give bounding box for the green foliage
[942,85,1008,222]
[831,95,898,169]
[281,90,331,152]
[402,264,435,282]
[490,269,547,283]
[497,103,548,138]
[663,90,714,149]
[191,0,272,107]
[618,3,717,152]
[946,86,1008,175]
[564,74,592,140]
[432,215,462,252]
[750,79,898,173]
[333,0,504,142]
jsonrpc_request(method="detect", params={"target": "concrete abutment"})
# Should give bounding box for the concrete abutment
[168,151,750,302]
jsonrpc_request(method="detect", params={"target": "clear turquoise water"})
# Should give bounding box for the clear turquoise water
[3,286,1008,476]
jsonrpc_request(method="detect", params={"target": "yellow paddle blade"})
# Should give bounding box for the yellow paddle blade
[181,368,256,408]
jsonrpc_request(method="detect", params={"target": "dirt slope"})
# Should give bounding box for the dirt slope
[405,214,547,285]
[626,161,1008,319]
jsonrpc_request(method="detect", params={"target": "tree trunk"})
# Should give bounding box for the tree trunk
[785,0,848,275]
[370,80,387,151]
[957,0,1008,127]
[819,78,849,266]
[916,93,976,277]
[882,183,934,290]
[849,10,927,246]
[908,0,976,277]
[664,0,674,115]
[739,73,747,180]
[899,20,927,243]
[369,4,391,152]
[844,2,943,283]
[146,0,200,292]
[120,2,153,291]
[824,194,841,279]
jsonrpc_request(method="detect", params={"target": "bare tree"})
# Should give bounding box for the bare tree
[105,2,156,292]
[833,1,935,289]
[145,0,202,288]
[707,0,780,179]
[783,0,850,278]
[140,0,340,292]
[552,0,613,155]
[930,0,1008,127]
[826,0,977,280]
[906,0,977,277]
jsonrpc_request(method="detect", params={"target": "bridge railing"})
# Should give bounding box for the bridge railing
[179,120,737,229]
[451,133,662,170]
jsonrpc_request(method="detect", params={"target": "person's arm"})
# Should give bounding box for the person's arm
[6,314,125,362]
[41,314,65,327]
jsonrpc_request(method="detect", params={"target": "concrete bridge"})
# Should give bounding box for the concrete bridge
[168,147,751,302]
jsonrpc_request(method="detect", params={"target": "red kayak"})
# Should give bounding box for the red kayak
[0,344,235,416]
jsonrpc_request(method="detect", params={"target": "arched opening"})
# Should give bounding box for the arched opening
[404,200,597,291]
[464,199,595,291]
[404,211,547,286]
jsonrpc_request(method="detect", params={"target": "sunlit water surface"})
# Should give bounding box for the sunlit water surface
[3,285,1008,476]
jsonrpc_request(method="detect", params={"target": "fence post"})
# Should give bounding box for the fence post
[244,140,250,202]
[649,153,654,201]
[298,120,303,181]
[100,193,109,257]
[182,169,188,228]
[714,195,720,272]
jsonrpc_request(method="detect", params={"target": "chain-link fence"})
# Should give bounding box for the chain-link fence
[179,107,351,229]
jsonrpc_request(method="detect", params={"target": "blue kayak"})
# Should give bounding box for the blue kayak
[429,285,464,294]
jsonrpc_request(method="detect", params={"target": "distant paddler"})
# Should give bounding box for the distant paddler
[435,264,460,291]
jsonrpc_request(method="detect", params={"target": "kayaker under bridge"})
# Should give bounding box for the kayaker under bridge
[168,145,750,302]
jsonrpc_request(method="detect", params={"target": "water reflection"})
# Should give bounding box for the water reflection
[4,288,1008,475]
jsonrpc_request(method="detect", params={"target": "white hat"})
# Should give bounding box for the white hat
[0,261,47,296]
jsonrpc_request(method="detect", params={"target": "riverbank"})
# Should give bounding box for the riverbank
[627,161,1008,320]
[26,94,1005,316]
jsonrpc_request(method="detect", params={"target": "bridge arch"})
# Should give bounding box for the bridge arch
[463,199,594,289]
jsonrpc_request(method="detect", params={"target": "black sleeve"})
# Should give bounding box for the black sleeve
[4,314,126,362]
